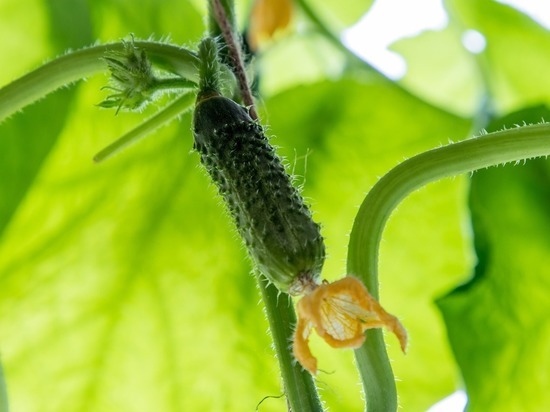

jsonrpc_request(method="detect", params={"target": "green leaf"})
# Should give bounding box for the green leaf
[0,89,74,236]
[90,0,204,43]
[0,0,93,409]
[392,1,550,117]
[437,106,550,411]
[446,0,550,112]
[0,0,51,82]
[437,158,550,411]
[0,2,278,411]
[0,91,279,411]
[44,0,93,48]
[390,25,481,116]
[310,0,374,27]
[0,0,94,237]
[258,32,346,95]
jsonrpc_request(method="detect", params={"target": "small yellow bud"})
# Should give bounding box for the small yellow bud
[248,0,293,51]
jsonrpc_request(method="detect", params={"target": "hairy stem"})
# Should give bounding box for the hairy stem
[210,0,258,119]
[208,0,235,37]
[258,279,323,412]
[0,41,199,123]
[94,92,195,163]
[347,124,550,411]
[152,77,197,91]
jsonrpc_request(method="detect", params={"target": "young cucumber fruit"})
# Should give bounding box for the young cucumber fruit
[193,93,325,294]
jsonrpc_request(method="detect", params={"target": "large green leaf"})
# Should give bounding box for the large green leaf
[91,0,204,43]
[392,0,550,116]
[390,25,481,116]
[437,107,550,411]
[0,1,276,412]
[446,0,550,112]
[0,81,280,412]
[437,158,550,411]
[258,31,346,95]
[0,0,93,236]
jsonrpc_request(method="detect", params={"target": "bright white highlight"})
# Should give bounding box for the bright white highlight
[461,29,486,54]
[427,390,468,412]
[342,0,448,79]
[498,0,550,28]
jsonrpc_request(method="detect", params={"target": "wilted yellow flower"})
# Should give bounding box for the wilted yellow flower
[293,276,407,375]
[248,0,293,51]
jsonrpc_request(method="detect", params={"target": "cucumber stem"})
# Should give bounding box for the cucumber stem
[0,41,199,124]
[210,0,258,120]
[348,123,550,411]
[259,280,324,412]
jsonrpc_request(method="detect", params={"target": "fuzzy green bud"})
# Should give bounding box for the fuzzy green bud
[100,39,158,112]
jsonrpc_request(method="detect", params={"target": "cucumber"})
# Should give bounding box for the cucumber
[193,93,325,294]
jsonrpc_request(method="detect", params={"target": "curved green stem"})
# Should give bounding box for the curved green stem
[258,278,323,412]
[211,0,258,119]
[93,92,195,163]
[153,77,197,91]
[0,41,199,123]
[208,0,236,37]
[347,123,550,411]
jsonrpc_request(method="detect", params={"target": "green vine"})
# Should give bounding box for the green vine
[259,280,324,411]
[348,123,550,411]
[0,41,200,124]
[94,92,195,162]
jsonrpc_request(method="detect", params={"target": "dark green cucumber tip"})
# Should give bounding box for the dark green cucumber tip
[193,94,253,144]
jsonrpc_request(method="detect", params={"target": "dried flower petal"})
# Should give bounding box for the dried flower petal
[248,0,293,51]
[293,276,407,375]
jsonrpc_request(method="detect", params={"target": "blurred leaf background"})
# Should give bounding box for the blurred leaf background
[0,0,549,411]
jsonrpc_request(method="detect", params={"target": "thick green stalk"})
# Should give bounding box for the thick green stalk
[208,0,236,39]
[210,0,257,118]
[0,41,199,123]
[347,124,550,411]
[258,279,324,412]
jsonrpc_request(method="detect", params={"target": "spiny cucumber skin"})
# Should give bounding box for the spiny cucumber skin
[193,95,325,293]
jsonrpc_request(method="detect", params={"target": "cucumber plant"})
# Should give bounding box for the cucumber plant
[1,1,550,411]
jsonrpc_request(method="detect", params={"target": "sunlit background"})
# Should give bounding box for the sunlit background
[344,0,550,80]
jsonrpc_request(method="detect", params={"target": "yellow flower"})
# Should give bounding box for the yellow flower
[293,276,407,375]
[247,0,293,51]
